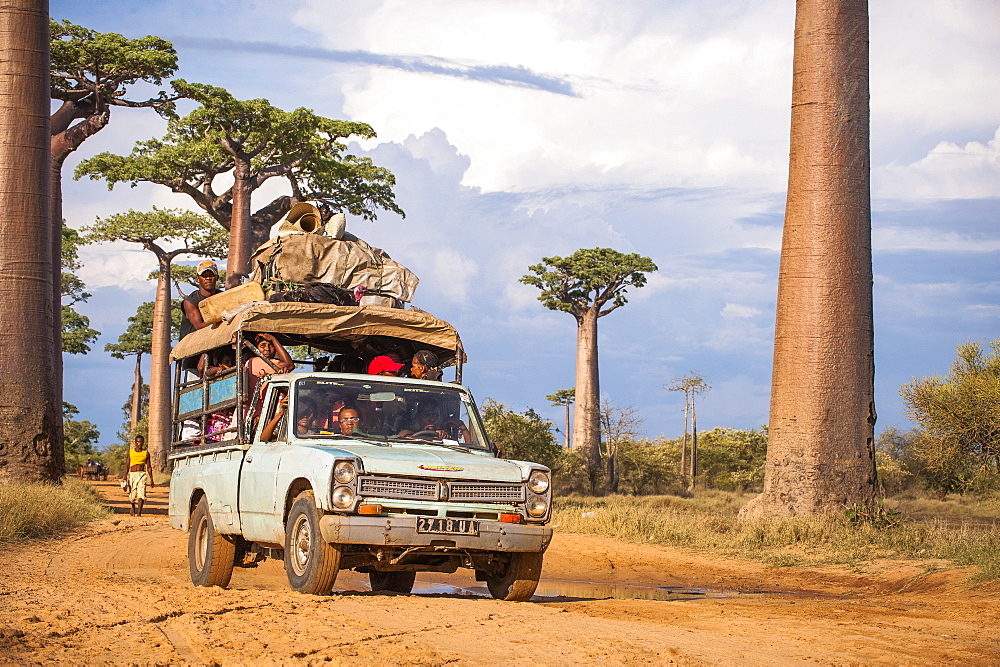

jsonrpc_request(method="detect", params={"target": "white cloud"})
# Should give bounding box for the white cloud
[78,245,158,292]
[873,222,1000,253]
[295,1,793,193]
[721,303,761,320]
[425,249,479,304]
[874,126,1000,201]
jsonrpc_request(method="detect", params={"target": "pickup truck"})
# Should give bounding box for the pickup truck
[167,301,552,601]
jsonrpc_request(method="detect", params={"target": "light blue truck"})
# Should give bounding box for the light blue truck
[167,302,552,601]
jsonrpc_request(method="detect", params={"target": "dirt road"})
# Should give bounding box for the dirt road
[1,480,998,664]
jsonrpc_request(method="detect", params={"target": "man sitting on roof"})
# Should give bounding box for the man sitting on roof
[180,260,222,340]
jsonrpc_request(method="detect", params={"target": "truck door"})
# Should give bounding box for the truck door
[238,383,288,544]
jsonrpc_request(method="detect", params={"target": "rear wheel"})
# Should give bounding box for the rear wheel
[486,552,543,601]
[369,570,416,594]
[189,496,237,588]
[284,491,341,595]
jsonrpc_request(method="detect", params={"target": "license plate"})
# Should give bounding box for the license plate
[416,517,479,536]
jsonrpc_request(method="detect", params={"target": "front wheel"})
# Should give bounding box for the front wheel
[189,496,237,588]
[284,491,342,595]
[369,570,416,593]
[486,552,543,601]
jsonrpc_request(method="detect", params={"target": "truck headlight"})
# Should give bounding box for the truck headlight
[334,460,357,484]
[332,485,356,509]
[527,470,550,494]
[526,495,548,518]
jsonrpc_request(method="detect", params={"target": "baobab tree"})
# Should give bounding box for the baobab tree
[49,20,177,403]
[105,301,181,440]
[743,0,877,518]
[546,388,575,448]
[85,208,227,474]
[521,248,656,490]
[0,0,62,482]
[76,82,403,286]
[665,372,710,491]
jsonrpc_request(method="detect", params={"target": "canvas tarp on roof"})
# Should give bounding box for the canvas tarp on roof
[250,233,419,303]
[170,302,463,363]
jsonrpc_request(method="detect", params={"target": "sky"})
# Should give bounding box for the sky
[51,0,1000,448]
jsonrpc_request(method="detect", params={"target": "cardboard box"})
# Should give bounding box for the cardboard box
[198,281,266,324]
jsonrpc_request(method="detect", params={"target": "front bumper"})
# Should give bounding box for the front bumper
[318,514,553,553]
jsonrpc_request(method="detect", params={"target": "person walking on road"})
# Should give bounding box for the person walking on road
[125,435,155,516]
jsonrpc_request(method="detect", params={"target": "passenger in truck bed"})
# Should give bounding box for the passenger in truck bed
[408,349,442,381]
[367,355,403,376]
[198,348,235,379]
[247,333,295,380]
[246,333,295,405]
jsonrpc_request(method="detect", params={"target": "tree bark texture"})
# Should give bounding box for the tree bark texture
[563,404,570,449]
[226,162,252,288]
[747,0,877,517]
[147,260,172,474]
[689,401,698,492]
[0,0,63,482]
[129,353,142,438]
[572,309,601,490]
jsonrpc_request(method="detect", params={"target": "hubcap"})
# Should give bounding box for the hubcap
[194,515,209,570]
[291,515,311,576]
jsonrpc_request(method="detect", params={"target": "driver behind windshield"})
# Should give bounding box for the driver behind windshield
[337,404,376,437]
[398,399,472,444]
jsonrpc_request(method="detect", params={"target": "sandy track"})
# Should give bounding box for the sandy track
[1,480,998,665]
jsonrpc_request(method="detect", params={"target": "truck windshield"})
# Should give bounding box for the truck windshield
[292,377,490,452]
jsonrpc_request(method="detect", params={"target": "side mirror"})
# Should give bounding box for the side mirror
[493,442,504,458]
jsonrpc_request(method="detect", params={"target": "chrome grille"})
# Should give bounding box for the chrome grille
[358,476,439,500]
[448,482,524,502]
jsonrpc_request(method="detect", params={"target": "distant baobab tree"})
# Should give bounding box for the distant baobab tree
[546,388,575,448]
[521,248,656,491]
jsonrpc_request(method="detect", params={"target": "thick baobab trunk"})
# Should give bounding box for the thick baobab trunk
[604,440,619,494]
[744,0,877,518]
[147,259,173,474]
[0,0,63,482]
[129,353,143,437]
[52,103,108,339]
[226,161,252,288]
[572,308,601,490]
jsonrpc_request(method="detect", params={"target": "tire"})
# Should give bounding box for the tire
[284,491,342,595]
[189,496,237,588]
[486,552,543,602]
[369,570,416,594]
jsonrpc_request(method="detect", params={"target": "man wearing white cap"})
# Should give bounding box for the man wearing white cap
[180,260,222,339]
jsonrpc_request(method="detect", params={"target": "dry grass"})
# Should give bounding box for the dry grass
[0,476,111,543]
[553,491,1000,580]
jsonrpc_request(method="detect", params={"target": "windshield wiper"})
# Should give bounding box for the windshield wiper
[386,435,471,452]
[314,431,390,445]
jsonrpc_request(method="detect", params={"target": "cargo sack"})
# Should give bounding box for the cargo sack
[251,233,419,304]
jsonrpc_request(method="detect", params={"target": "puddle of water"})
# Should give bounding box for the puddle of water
[405,579,723,602]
